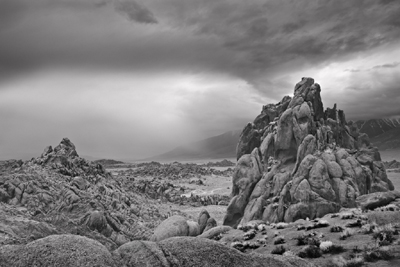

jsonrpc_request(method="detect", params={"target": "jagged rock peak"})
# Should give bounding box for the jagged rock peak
[53,137,79,157]
[225,77,394,228]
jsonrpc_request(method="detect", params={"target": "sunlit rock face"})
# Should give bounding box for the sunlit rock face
[224,77,394,228]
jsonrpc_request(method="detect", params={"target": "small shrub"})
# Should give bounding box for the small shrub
[345,257,365,267]
[298,245,322,258]
[345,219,363,228]
[361,222,377,234]
[243,229,256,240]
[295,235,307,246]
[340,228,353,240]
[271,245,286,255]
[320,241,333,252]
[328,256,364,267]
[276,222,289,229]
[340,213,355,220]
[331,225,345,233]
[295,234,320,246]
[273,235,285,245]
[363,246,394,262]
[372,223,396,246]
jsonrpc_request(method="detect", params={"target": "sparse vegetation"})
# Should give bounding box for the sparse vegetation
[273,235,285,245]
[271,245,286,255]
[298,245,322,258]
[295,233,320,246]
[340,228,354,240]
[367,211,400,225]
[372,223,397,246]
[331,225,345,233]
[362,246,394,262]
[320,241,345,254]
[328,256,364,267]
[360,222,377,234]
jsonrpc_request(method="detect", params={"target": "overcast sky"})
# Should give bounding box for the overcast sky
[1,0,400,160]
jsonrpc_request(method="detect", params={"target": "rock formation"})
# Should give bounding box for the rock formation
[0,138,171,249]
[224,77,394,227]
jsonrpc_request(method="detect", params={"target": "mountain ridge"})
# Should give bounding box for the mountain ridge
[144,130,241,161]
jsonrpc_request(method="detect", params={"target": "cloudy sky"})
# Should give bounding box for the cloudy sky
[1,0,400,160]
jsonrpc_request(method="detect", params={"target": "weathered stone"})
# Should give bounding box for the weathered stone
[224,77,394,226]
[0,235,115,267]
[224,148,262,228]
[198,209,210,234]
[150,215,190,242]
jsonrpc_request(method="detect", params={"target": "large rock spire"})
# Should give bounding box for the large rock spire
[224,77,394,227]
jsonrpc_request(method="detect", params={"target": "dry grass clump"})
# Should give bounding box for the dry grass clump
[327,256,364,267]
[362,246,394,262]
[320,241,345,254]
[360,222,377,234]
[273,235,285,245]
[372,223,397,246]
[331,225,345,233]
[340,228,354,240]
[297,245,322,258]
[295,233,320,246]
[367,211,400,225]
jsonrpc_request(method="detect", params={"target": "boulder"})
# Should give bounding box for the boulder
[203,217,217,233]
[114,237,315,267]
[150,215,201,242]
[0,234,115,267]
[356,191,400,211]
[223,148,262,228]
[198,209,210,234]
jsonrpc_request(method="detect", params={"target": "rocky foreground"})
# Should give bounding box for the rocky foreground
[1,77,400,266]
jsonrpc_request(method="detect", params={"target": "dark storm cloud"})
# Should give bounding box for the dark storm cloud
[114,0,158,24]
[142,0,400,99]
[1,0,400,99]
[1,0,400,160]
[323,65,400,120]
[372,62,400,69]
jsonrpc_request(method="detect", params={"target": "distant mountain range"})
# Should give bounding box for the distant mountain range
[144,130,241,161]
[355,118,400,150]
[144,118,400,162]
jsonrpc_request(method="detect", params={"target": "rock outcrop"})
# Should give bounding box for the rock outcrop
[224,77,394,227]
[0,138,173,249]
[114,236,315,267]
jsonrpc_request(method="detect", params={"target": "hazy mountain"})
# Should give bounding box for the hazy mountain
[355,118,400,150]
[145,130,241,161]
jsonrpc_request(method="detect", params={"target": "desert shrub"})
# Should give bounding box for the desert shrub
[276,222,288,229]
[320,241,333,252]
[363,246,394,262]
[271,245,286,255]
[340,213,355,220]
[361,222,377,234]
[314,219,330,228]
[298,245,322,258]
[321,241,345,254]
[295,234,320,246]
[273,235,285,244]
[327,256,364,267]
[243,229,256,240]
[344,257,365,267]
[331,225,345,233]
[367,211,400,225]
[340,228,353,240]
[345,219,363,228]
[372,223,396,246]
[295,235,307,246]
